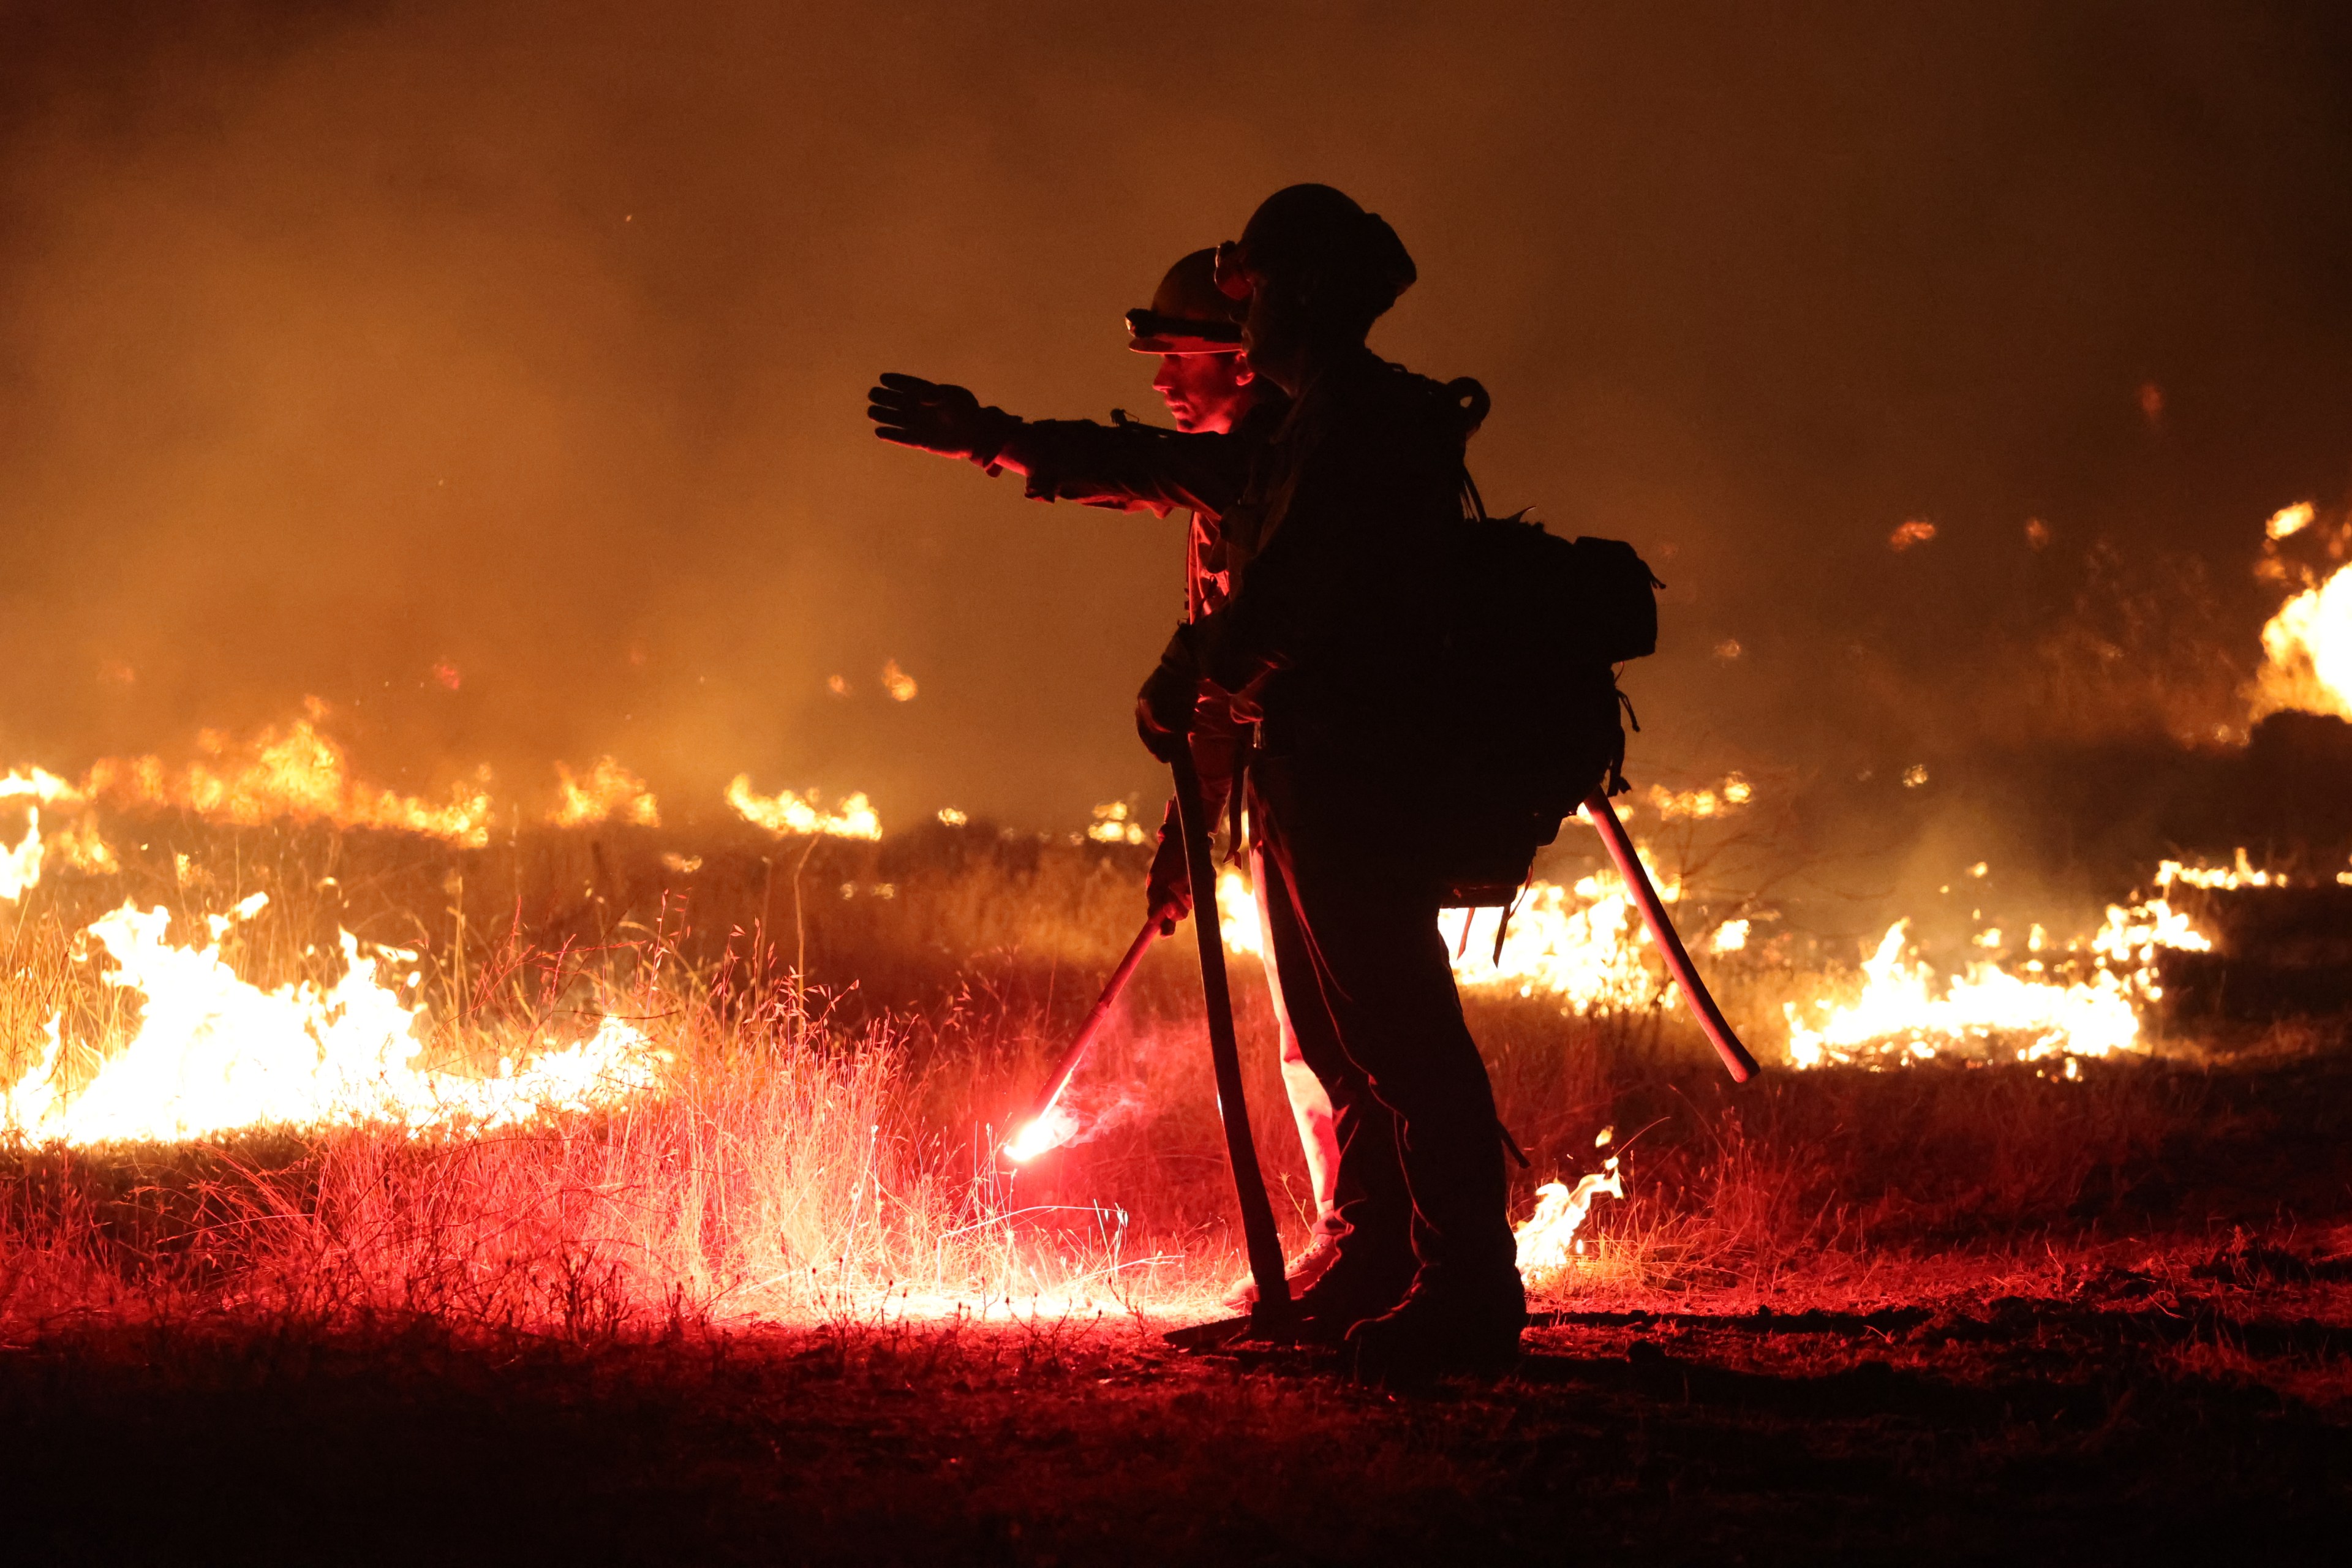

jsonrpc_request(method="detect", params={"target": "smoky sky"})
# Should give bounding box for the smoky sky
[2,0,2350,838]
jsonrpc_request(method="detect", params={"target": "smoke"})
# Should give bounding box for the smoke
[2,1,2350,866]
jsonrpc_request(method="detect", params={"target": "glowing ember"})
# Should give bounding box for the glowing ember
[1889,518,1937,551]
[726,776,883,840]
[550,756,661,829]
[2,899,663,1145]
[2267,502,2315,541]
[82,705,494,846]
[881,659,919,701]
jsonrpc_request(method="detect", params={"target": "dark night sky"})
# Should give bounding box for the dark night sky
[2,0,2349,852]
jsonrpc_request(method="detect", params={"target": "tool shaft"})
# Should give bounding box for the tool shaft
[1583,791,1761,1083]
[1173,752,1292,1324]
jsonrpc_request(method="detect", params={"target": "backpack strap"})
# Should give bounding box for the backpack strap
[1459,466,1489,523]
[1607,689,1640,796]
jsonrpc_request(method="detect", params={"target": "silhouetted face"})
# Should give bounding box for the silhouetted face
[1150,351,1255,433]
[1238,275,1315,396]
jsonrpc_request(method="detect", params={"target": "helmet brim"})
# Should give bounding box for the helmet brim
[1128,333,1243,355]
[1125,307,1242,356]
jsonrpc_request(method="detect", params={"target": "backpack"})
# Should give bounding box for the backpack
[1431,398,1660,908]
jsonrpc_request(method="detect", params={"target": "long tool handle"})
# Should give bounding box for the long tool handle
[1583,791,1762,1084]
[1172,751,1292,1329]
[1006,914,1163,1157]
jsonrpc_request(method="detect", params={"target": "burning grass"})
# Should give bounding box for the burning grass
[0,806,2347,1560]
[0,802,2344,1335]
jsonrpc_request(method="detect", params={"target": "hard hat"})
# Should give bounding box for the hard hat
[1126,249,1246,355]
[1223,185,1415,326]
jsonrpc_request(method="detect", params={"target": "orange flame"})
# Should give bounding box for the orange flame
[1,809,42,903]
[81,706,493,846]
[2250,560,2352,721]
[550,756,660,829]
[2,898,663,1145]
[1514,1128,1623,1281]
[725,776,883,840]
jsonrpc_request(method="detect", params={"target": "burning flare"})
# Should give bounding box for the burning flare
[1001,1105,1079,1164]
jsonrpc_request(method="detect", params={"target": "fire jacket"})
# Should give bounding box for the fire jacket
[1189,350,1475,768]
[986,395,1292,826]
[989,395,1289,620]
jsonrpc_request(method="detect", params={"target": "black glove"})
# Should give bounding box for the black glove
[1135,628,1202,764]
[1145,799,1191,933]
[866,372,1013,464]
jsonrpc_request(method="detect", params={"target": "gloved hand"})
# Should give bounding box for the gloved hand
[1136,629,1202,764]
[1145,801,1191,934]
[866,372,1012,463]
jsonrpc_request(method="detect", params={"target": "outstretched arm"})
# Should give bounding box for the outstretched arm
[867,373,1020,468]
[868,372,1252,518]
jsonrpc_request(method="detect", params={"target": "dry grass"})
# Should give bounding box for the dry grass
[0,805,2347,1349]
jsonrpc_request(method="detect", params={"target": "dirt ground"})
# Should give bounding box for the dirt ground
[2,1240,2345,1567]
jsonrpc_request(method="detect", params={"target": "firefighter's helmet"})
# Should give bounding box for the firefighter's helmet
[1126,249,1246,355]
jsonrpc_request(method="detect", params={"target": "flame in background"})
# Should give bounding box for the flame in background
[2250,501,2352,720]
[1,896,662,1147]
[85,708,495,847]
[551,756,661,829]
[1648,774,1751,820]
[2252,560,2352,720]
[8,489,2343,1156]
[726,776,883,840]
[6,701,897,858]
[1,809,41,903]
[1215,839,1673,1016]
[1087,802,1150,845]
[2160,850,2278,891]
[1212,779,2250,1070]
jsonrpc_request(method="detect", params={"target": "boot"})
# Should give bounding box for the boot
[1223,1221,1346,1310]
[1288,1242,1417,1344]
[1345,1273,1527,1387]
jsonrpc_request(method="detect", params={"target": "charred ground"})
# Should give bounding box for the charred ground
[3,1239,2347,1566]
